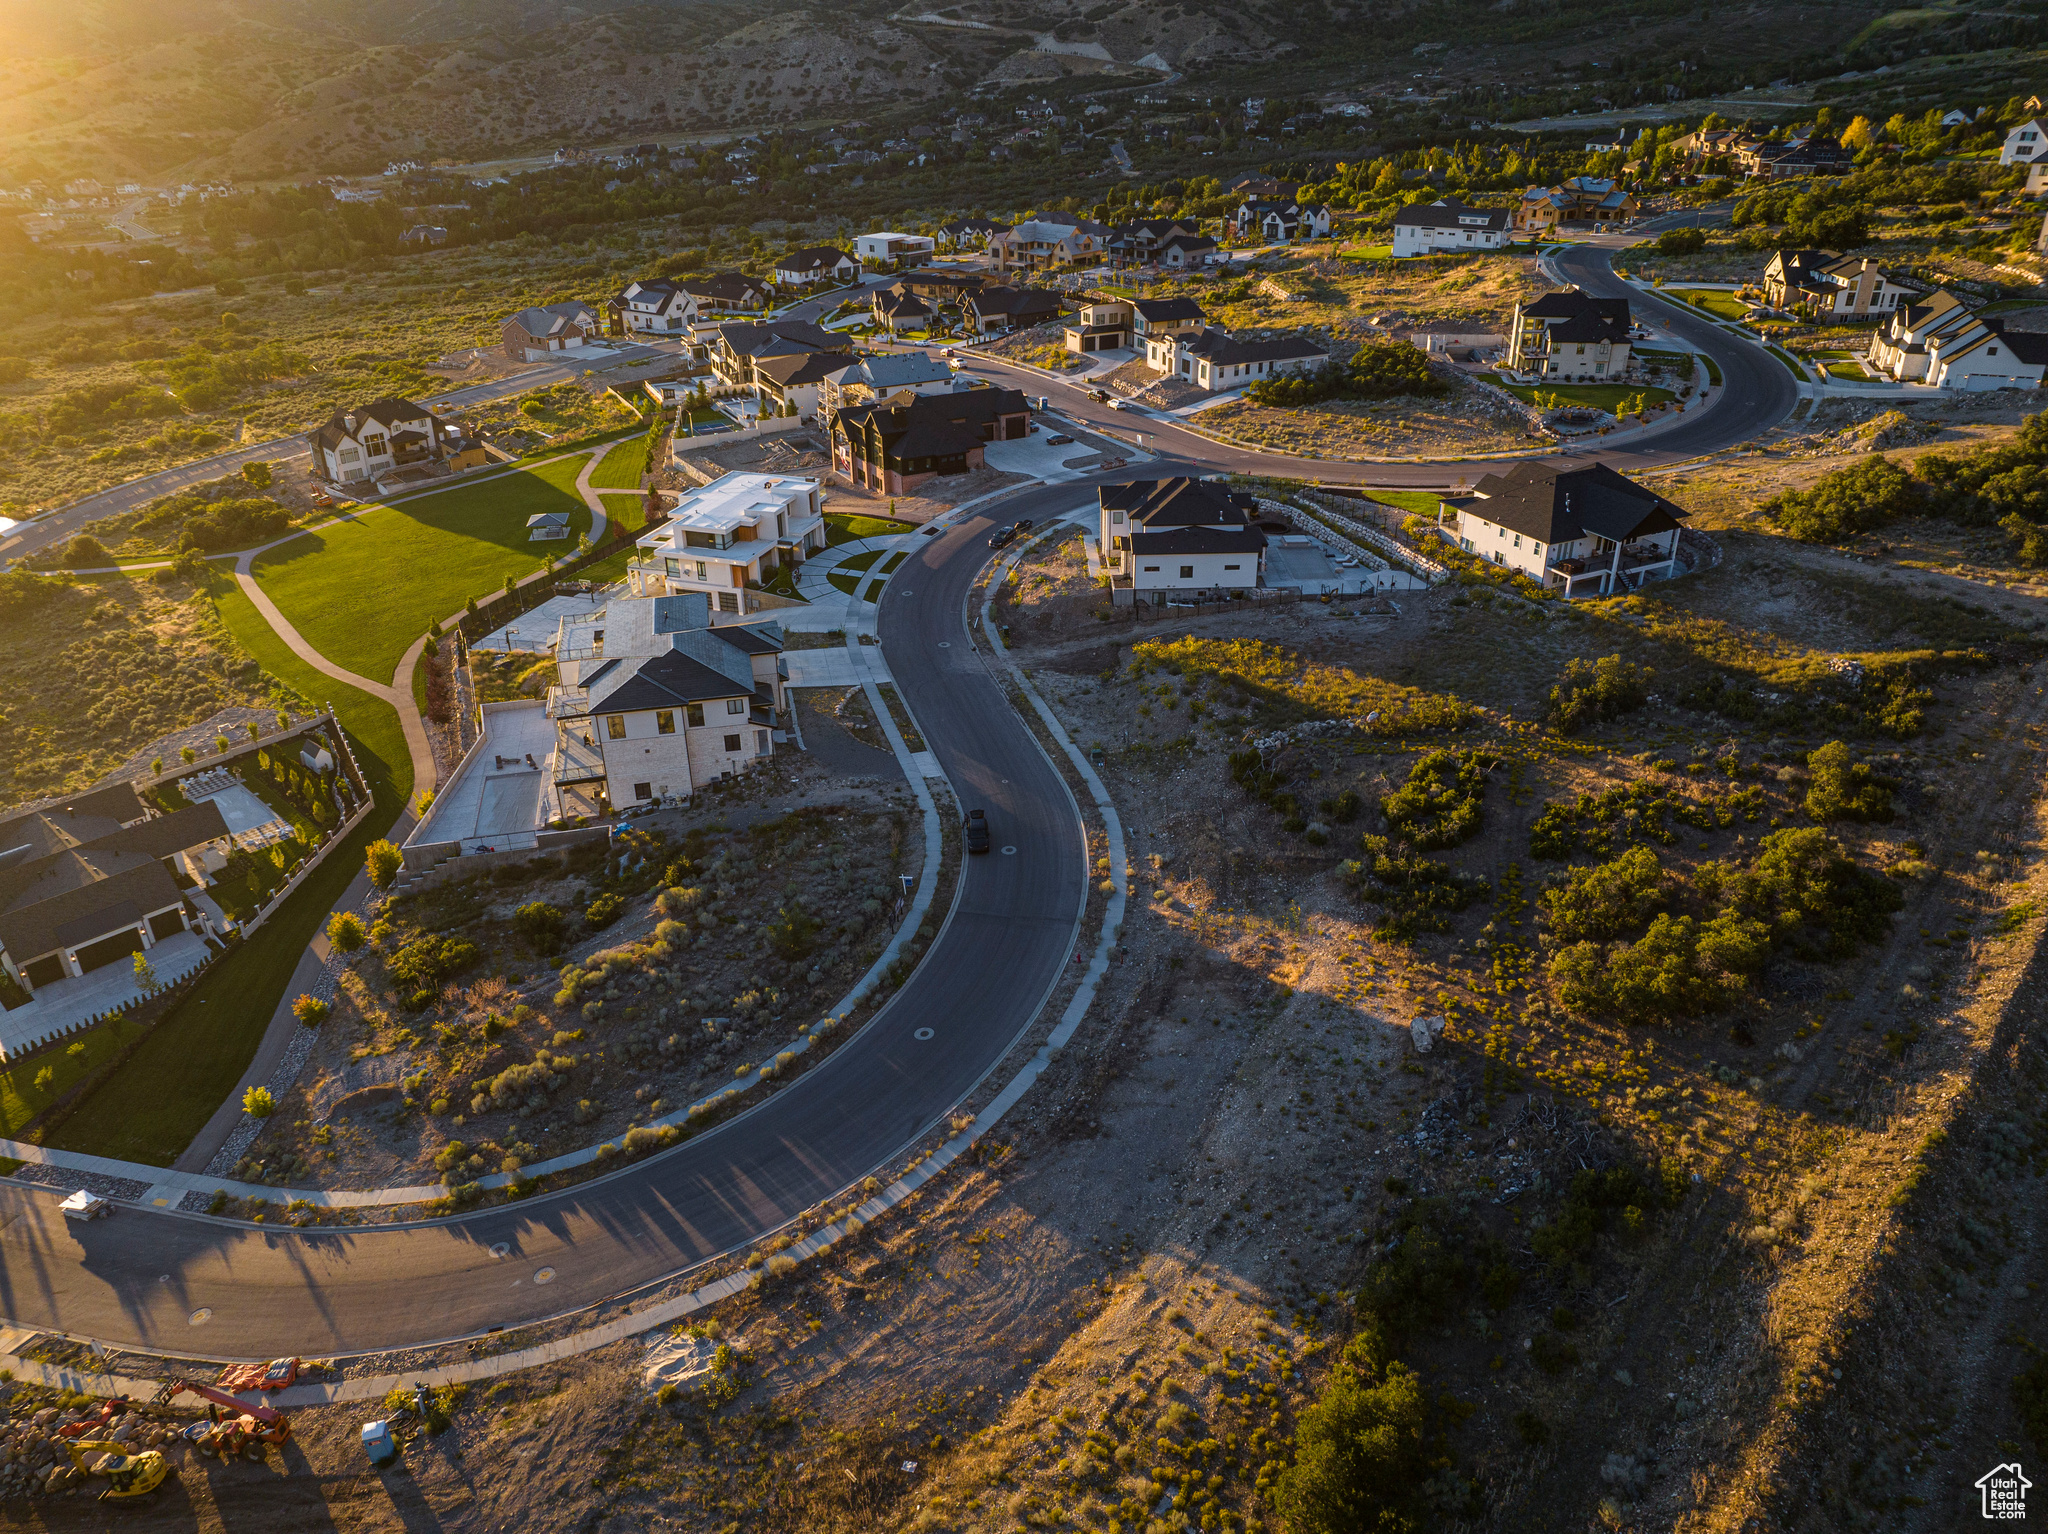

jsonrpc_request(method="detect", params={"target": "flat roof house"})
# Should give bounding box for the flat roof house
[0,783,227,1004]
[1097,477,1265,606]
[854,232,938,270]
[1442,462,1688,596]
[1504,288,1632,382]
[626,472,826,616]
[503,301,600,362]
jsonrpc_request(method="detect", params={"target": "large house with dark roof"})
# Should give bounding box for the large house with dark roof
[1504,289,1633,382]
[1391,196,1513,258]
[770,246,859,287]
[831,386,1030,495]
[1096,478,1266,604]
[605,278,696,335]
[711,319,840,389]
[0,784,227,1005]
[1762,250,1915,318]
[962,285,1066,334]
[1441,463,1688,596]
[753,349,857,419]
[1144,326,1325,391]
[682,271,772,313]
[545,590,786,814]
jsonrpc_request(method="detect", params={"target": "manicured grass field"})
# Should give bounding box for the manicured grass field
[825,512,917,545]
[1491,379,1679,413]
[1766,346,1811,382]
[0,1016,146,1140]
[828,548,884,594]
[1813,350,1873,379]
[1364,490,1448,518]
[252,454,594,683]
[1665,288,1748,322]
[589,435,652,490]
[1340,245,1395,261]
[43,575,409,1165]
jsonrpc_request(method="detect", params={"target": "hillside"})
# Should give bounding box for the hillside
[0,0,1918,184]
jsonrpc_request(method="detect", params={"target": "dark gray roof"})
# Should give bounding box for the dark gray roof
[1133,296,1205,323]
[1100,477,1254,529]
[593,649,753,714]
[776,246,855,271]
[1393,196,1511,232]
[712,623,785,656]
[1179,328,1325,366]
[505,303,596,339]
[310,397,434,455]
[1461,462,1687,545]
[1128,527,1266,556]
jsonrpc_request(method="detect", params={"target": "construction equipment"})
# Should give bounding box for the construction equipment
[62,1438,170,1502]
[149,1377,292,1458]
[215,1357,299,1392]
[54,1400,124,1440]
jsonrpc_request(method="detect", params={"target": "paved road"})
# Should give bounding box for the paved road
[950,230,1797,488]
[0,339,685,566]
[0,486,1090,1357]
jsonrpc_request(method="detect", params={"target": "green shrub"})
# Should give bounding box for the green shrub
[585,892,625,928]
[1548,654,1652,734]
[388,933,481,992]
[1541,846,1667,942]
[291,994,329,1027]
[1698,827,1903,960]
[1380,749,1498,849]
[1270,1348,1433,1534]
[1765,454,1919,542]
[1803,740,1894,822]
[242,1086,275,1117]
[1550,910,1768,1023]
[1341,836,1490,941]
[513,900,566,951]
[364,839,403,889]
[63,534,110,568]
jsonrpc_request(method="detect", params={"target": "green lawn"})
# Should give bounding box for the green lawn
[1766,346,1811,382]
[42,574,410,1166]
[1491,379,1679,413]
[880,552,909,574]
[1340,245,1395,261]
[1701,354,1724,387]
[596,491,652,540]
[825,512,917,545]
[0,1017,147,1140]
[1665,288,1749,322]
[1634,349,1696,369]
[252,454,595,684]
[589,435,652,490]
[862,579,886,603]
[828,549,884,596]
[1362,490,1446,518]
[1813,351,1873,379]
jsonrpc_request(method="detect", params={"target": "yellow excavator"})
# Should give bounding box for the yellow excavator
[62,1437,171,1502]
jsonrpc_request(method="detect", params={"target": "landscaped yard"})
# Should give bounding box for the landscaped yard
[588,434,652,489]
[829,548,884,594]
[0,1016,147,1140]
[1489,379,1679,413]
[252,452,596,683]
[1813,351,1873,379]
[825,512,917,544]
[1766,345,1812,381]
[1664,288,1749,322]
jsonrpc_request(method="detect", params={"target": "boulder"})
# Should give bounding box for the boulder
[1410,1015,1445,1053]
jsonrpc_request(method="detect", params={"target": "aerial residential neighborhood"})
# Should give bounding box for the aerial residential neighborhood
[3,5,2048,1526]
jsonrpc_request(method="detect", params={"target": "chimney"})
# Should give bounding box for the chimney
[344,412,357,433]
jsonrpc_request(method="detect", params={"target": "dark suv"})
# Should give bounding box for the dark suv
[965,808,991,853]
[988,524,1017,549]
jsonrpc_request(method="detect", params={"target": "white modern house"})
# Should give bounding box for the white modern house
[1143,327,1325,392]
[1390,196,1513,257]
[854,232,938,269]
[1097,477,1266,606]
[1866,287,2048,389]
[625,472,826,615]
[1440,462,1688,596]
[308,398,442,484]
[608,279,697,334]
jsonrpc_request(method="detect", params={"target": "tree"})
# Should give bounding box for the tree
[180,745,197,764]
[1270,1338,1433,1534]
[1654,227,1707,256]
[246,721,261,742]
[242,1085,275,1117]
[33,1066,54,1097]
[240,459,273,490]
[63,534,110,568]
[365,839,403,889]
[150,757,164,775]
[291,994,330,1026]
[1804,740,1894,821]
[1542,846,1667,942]
[1548,654,1652,733]
[1765,454,1919,542]
[215,733,230,755]
[131,950,158,994]
[327,910,368,952]
[513,900,567,952]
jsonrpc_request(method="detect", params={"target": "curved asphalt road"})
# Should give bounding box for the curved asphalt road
[0,503,1088,1358]
[0,232,1797,1357]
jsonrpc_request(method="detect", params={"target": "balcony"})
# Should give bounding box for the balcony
[553,728,606,787]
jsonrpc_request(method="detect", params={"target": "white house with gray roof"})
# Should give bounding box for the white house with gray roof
[819,351,954,410]
[1390,196,1513,257]
[1441,462,1688,596]
[1143,326,1325,392]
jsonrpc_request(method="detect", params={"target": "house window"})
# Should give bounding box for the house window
[657,709,676,735]
[363,434,389,457]
[1990,346,2000,356]
[687,704,705,727]
[726,698,745,715]
[1180,565,1194,579]
[606,714,626,739]
[1111,511,1125,524]
[756,730,769,753]
[718,592,739,612]
[1141,564,1160,572]
[723,734,742,752]
[633,782,652,800]
[338,446,360,464]
[665,558,681,578]
[1224,563,1240,571]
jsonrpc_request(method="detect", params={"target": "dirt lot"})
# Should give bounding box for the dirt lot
[231,752,925,1213]
[1200,376,1536,460]
[1187,244,1553,338]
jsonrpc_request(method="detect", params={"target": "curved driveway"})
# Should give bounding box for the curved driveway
[0,511,1087,1358]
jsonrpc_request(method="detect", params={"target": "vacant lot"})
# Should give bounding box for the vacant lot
[1178,242,1552,336]
[253,453,596,683]
[1202,378,1534,460]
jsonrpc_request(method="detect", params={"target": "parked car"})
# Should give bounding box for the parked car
[989,525,1017,549]
[1088,388,1110,403]
[1045,435,1074,446]
[964,808,991,853]
[1107,398,1132,411]
[59,1190,108,1222]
